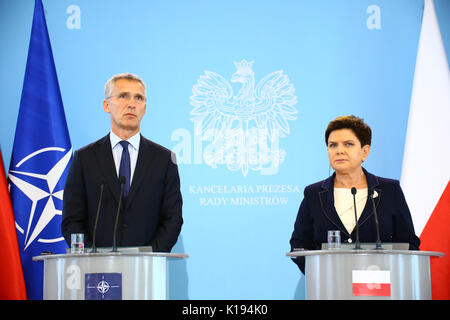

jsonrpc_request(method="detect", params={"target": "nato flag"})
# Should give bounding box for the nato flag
[8,0,72,300]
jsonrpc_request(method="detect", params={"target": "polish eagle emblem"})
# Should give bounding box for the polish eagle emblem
[190,60,298,176]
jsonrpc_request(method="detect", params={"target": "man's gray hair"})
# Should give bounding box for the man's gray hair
[104,73,146,99]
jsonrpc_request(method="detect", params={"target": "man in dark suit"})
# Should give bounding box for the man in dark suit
[62,73,182,252]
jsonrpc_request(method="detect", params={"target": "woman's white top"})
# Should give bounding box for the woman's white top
[334,188,368,234]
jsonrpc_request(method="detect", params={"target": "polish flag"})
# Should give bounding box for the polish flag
[0,150,27,299]
[400,0,450,300]
[352,270,391,297]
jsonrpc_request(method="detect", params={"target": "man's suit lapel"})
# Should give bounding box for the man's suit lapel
[125,136,156,209]
[95,134,120,204]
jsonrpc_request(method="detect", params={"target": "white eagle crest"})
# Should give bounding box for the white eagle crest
[190,60,298,176]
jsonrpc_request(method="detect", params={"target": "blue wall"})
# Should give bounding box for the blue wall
[1,0,449,299]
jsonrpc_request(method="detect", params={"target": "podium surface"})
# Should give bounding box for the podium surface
[287,249,444,300]
[33,250,188,300]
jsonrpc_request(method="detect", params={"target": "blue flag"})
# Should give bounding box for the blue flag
[8,0,72,300]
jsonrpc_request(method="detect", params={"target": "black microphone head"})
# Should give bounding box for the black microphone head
[368,187,374,197]
[351,187,357,195]
[119,176,126,184]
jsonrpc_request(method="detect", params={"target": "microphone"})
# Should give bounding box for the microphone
[112,176,126,252]
[351,187,361,250]
[369,188,383,250]
[91,182,104,253]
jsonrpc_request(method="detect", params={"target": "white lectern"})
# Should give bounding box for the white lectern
[33,248,188,300]
[287,249,444,300]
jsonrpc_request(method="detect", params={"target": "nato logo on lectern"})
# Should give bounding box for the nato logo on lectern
[85,273,122,300]
[190,60,298,176]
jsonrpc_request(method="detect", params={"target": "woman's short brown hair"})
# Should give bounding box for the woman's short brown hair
[325,115,372,147]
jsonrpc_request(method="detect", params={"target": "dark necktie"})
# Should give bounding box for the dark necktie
[118,140,130,198]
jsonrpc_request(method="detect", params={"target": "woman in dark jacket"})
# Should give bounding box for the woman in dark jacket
[289,115,420,274]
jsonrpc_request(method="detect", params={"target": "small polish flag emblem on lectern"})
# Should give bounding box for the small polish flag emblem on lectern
[352,270,391,297]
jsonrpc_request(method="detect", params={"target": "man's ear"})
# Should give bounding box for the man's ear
[103,99,110,113]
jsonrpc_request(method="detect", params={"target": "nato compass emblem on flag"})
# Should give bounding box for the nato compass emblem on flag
[8,147,72,250]
[190,60,298,176]
[85,273,122,300]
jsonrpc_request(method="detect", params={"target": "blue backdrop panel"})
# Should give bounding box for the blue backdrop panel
[1,0,449,299]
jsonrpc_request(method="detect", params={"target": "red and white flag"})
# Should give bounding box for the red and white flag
[0,150,27,299]
[400,0,450,300]
[352,270,391,297]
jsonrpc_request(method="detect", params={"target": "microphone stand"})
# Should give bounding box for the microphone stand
[91,183,104,253]
[112,177,126,253]
[369,188,383,250]
[351,187,362,250]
